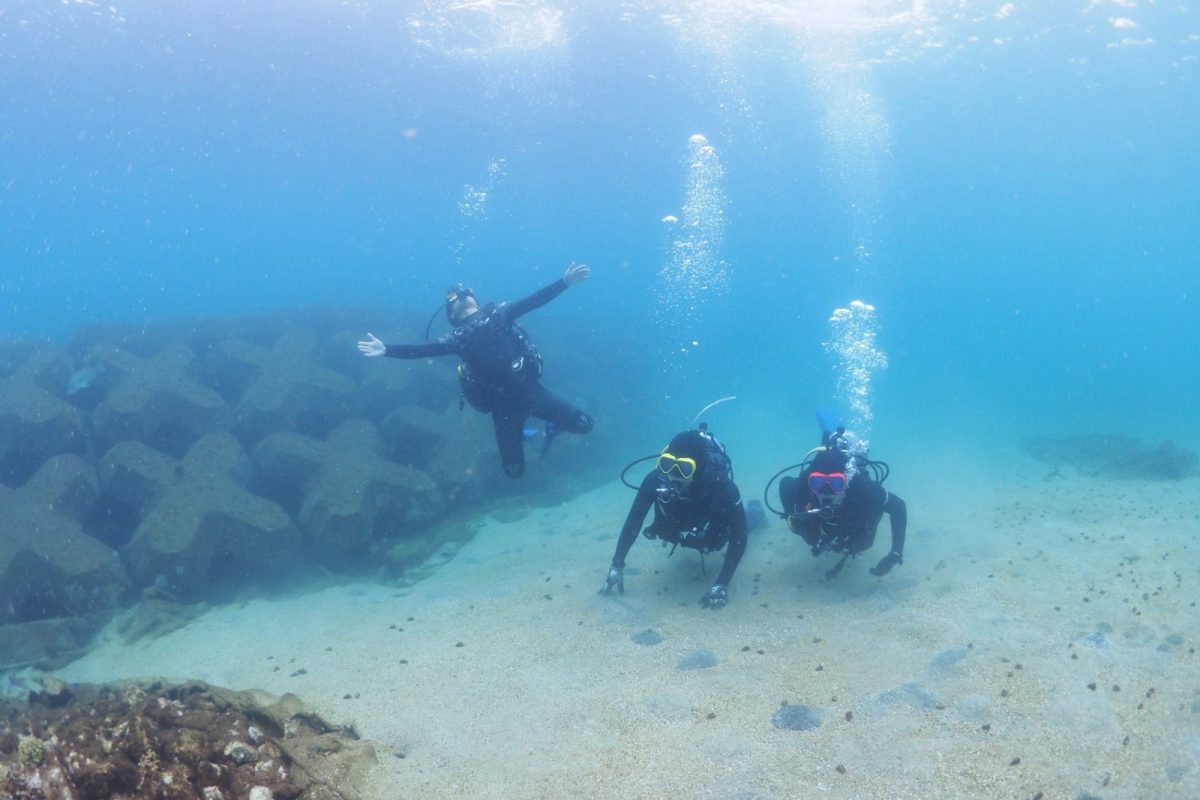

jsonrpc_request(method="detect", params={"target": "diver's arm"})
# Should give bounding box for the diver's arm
[507,279,570,320]
[883,492,907,556]
[383,340,456,359]
[610,474,657,569]
[869,492,907,576]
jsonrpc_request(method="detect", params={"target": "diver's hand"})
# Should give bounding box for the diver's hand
[599,566,624,596]
[563,261,590,287]
[870,551,903,577]
[357,333,385,358]
[700,584,728,609]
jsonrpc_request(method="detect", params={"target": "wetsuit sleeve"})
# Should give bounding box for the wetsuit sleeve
[714,489,748,587]
[507,279,569,319]
[883,491,907,555]
[610,473,657,569]
[384,340,456,359]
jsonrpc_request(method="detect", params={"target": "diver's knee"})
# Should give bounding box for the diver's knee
[504,462,525,479]
[574,412,594,434]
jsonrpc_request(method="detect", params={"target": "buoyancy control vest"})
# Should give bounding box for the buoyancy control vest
[451,302,542,412]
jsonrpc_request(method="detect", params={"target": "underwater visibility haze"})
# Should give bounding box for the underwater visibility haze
[1,1,1199,798]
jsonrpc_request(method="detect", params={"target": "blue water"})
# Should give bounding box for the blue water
[2,1,1198,451]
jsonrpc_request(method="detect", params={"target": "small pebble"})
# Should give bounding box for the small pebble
[1009,757,1021,766]
[1087,683,1097,691]
[844,711,853,722]
[706,712,716,720]
[290,669,307,677]
[741,646,751,652]
[455,642,465,648]
[981,724,991,732]
[815,665,824,672]
[835,764,846,774]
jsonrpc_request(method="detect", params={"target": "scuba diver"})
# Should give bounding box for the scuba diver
[768,412,907,580]
[600,425,747,609]
[357,263,594,478]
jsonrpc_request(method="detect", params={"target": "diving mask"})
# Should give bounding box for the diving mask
[445,284,475,305]
[657,452,698,481]
[808,471,847,495]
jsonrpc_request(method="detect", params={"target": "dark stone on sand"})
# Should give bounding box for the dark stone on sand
[772,704,822,731]
[927,647,969,675]
[631,629,663,646]
[677,650,718,670]
[1022,433,1197,480]
[1165,764,1188,783]
[873,682,942,712]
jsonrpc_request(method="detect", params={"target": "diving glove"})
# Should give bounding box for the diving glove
[870,551,903,577]
[599,566,624,596]
[700,584,728,609]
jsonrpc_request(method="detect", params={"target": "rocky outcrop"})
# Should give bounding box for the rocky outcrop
[1,681,376,800]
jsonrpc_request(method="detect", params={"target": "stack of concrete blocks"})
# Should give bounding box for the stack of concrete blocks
[0,314,497,667]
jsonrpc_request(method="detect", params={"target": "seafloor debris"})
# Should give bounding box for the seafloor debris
[1022,434,1198,480]
[0,679,375,800]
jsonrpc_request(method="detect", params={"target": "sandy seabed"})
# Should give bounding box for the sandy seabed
[59,456,1200,800]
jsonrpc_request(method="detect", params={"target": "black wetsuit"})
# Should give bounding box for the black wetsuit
[779,470,906,559]
[610,471,748,588]
[384,279,593,478]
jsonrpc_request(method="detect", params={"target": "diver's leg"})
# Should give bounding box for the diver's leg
[527,383,593,434]
[492,407,527,479]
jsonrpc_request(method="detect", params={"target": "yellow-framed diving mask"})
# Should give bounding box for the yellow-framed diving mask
[657,451,697,480]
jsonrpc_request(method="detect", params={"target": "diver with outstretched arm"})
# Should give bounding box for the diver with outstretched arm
[358,262,594,478]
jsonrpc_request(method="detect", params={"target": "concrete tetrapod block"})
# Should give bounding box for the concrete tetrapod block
[88,342,230,458]
[252,419,444,567]
[0,455,130,637]
[96,440,179,516]
[221,328,360,446]
[0,347,88,488]
[120,433,301,599]
[379,404,493,504]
